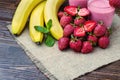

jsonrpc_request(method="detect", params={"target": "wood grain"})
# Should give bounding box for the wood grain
[0,0,119,80]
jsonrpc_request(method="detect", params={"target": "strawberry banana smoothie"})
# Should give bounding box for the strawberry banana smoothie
[69,0,87,8]
[88,0,115,28]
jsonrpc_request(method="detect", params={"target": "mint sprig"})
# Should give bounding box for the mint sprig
[34,19,55,47]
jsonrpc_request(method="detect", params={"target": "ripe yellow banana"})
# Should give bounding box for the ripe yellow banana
[11,0,44,35]
[44,0,65,40]
[29,1,46,43]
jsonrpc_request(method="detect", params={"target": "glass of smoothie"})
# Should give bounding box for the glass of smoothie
[69,0,87,8]
[88,0,115,28]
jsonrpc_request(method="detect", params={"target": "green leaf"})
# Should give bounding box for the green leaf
[34,26,49,34]
[47,19,52,30]
[45,34,55,47]
[77,6,81,11]
[108,27,112,35]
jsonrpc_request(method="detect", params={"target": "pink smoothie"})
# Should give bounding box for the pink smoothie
[88,0,115,28]
[69,0,87,8]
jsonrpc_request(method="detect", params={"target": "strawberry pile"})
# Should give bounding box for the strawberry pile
[57,6,111,54]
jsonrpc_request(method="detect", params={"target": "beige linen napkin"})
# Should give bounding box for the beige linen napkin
[8,14,120,80]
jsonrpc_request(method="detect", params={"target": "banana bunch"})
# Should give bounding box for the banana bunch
[12,0,44,35]
[11,0,65,43]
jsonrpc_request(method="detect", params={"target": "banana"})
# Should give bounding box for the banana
[29,1,46,43]
[44,0,65,40]
[11,0,44,35]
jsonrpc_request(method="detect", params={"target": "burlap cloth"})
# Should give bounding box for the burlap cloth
[8,14,120,80]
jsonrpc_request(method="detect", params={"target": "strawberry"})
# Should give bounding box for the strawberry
[105,30,110,37]
[94,24,107,37]
[84,20,97,32]
[78,8,90,17]
[69,39,82,52]
[63,24,74,37]
[105,28,112,37]
[74,26,86,37]
[60,15,72,28]
[58,37,70,51]
[74,17,86,26]
[58,11,64,19]
[81,41,93,53]
[88,35,98,46]
[98,36,110,49]
[64,6,78,16]
[109,0,120,8]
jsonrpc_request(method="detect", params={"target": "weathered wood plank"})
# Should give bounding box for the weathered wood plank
[0,0,19,21]
[0,0,19,3]
[75,60,120,80]
[0,20,10,30]
[0,2,17,10]
[0,8,14,21]
[0,42,49,80]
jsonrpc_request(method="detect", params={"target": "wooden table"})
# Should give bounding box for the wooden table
[0,0,120,80]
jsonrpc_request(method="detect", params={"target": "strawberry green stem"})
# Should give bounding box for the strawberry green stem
[98,20,104,25]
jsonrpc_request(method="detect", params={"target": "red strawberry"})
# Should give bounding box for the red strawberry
[105,30,110,37]
[109,0,120,8]
[74,17,86,26]
[81,41,93,53]
[94,24,107,37]
[58,37,70,51]
[60,15,72,28]
[78,8,90,17]
[74,26,86,37]
[84,20,97,32]
[88,35,98,46]
[63,24,74,37]
[98,36,110,49]
[64,6,78,16]
[69,39,82,52]
[58,11,64,19]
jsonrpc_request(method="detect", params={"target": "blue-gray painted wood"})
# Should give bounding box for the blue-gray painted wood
[0,40,49,80]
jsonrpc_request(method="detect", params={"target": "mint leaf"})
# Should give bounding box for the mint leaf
[45,34,55,47]
[34,26,49,33]
[47,19,52,30]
